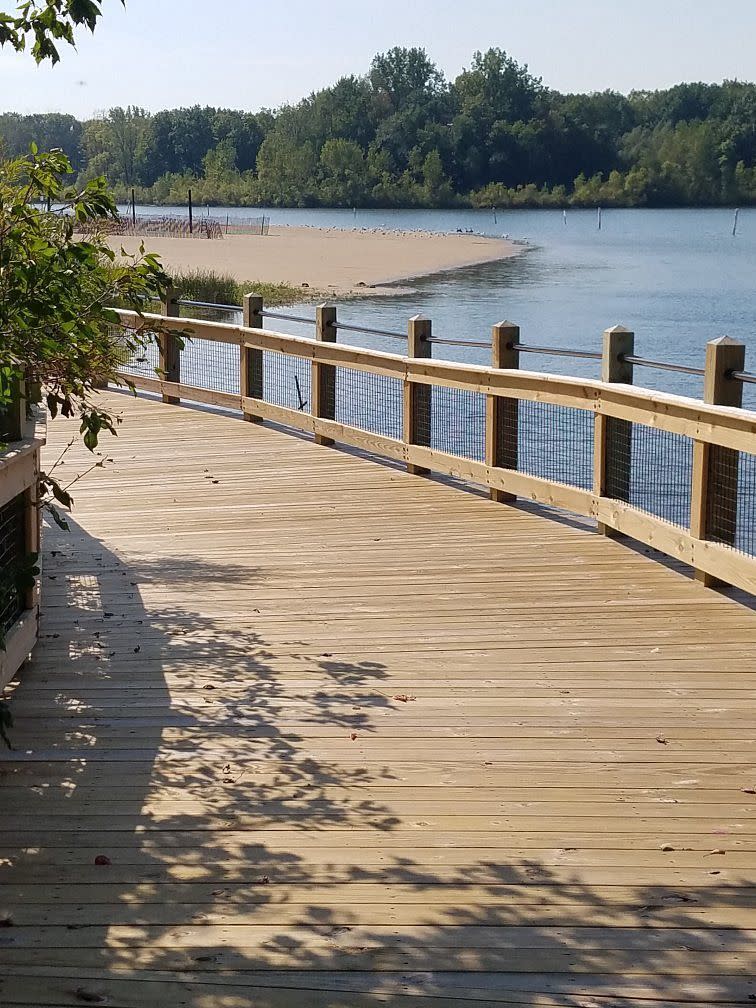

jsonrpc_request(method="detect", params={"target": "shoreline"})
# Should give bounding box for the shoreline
[107,225,521,297]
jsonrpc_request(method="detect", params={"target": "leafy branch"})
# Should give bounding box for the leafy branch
[0,0,122,64]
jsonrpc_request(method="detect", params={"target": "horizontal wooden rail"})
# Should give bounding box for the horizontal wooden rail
[112,307,756,595]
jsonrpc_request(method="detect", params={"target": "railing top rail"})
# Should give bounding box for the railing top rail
[114,309,756,447]
[127,298,748,385]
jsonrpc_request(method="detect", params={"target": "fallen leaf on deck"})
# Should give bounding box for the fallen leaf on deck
[94,855,111,866]
[75,988,105,1003]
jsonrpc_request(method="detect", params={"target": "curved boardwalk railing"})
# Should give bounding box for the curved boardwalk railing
[0,395,44,690]
[114,300,756,596]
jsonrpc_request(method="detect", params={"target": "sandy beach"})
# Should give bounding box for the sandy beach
[108,225,520,296]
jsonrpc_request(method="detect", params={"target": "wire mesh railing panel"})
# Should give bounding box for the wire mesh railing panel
[428,386,486,462]
[517,401,594,490]
[117,331,160,379]
[0,493,26,634]
[708,448,756,557]
[605,420,693,529]
[263,351,312,413]
[334,368,403,440]
[180,338,240,395]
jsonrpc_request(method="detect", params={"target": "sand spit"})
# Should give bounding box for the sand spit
[108,224,521,297]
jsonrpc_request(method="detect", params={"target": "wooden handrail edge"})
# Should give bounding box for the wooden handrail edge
[113,310,756,453]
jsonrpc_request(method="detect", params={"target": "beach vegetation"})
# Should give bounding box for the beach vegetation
[168,270,324,307]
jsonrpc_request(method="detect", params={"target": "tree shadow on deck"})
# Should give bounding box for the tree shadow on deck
[0,519,754,1005]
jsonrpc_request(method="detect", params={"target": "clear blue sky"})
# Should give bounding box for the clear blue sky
[1,0,754,117]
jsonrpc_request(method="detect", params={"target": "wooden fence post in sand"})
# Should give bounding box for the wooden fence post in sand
[313,304,338,446]
[486,322,520,503]
[242,294,264,423]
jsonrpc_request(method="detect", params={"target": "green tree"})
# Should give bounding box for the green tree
[317,139,372,206]
[0,0,117,63]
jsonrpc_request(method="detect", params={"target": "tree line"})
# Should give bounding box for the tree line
[2,47,756,208]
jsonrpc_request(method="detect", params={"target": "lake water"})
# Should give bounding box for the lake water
[125,204,756,406]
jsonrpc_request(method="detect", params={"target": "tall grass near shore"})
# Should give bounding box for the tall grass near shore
[169,269,325,307]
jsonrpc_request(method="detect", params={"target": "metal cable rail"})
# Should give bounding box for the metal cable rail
[334,321,406,341]
[621,354,705,377]
[260,309,314,325]
[428,338,493,348]
[178,298,242,312]
[511,342,602,361]
[152,299,751,386]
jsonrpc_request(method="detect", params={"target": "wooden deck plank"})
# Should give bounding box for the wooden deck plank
[1,391,755,1006]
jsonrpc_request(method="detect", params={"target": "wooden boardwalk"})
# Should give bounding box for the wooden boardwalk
[1,391,755,1007]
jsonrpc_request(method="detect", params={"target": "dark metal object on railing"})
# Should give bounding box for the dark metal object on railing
[511,342,602,361]
[259,310,315,325]
[334,321,406,341]
[730,370,756,386]
[177,298,243,312]
[621,354,705,377]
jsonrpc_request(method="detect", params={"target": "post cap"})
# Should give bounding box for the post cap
[707,335,745,347]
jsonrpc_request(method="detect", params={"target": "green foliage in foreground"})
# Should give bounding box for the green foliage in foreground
[4,46,755,209]
[0,146,166,485]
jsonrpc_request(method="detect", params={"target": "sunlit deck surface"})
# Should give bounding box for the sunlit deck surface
[1,391,755,1007]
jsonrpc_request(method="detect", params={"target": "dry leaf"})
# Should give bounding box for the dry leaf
[75,989,105,1004]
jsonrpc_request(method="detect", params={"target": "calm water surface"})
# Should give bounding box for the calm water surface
[126,205,756,405]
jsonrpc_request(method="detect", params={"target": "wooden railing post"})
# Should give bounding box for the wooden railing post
[312,304,338,446]
[241,294,264,423]
[486,322,519,503]
[160,285,180,405]
[595,325,634,535]
[690,336,746,586]
[404,315,432,476]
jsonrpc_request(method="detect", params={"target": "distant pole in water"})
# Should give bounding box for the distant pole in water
[130,188,136,227]
[597,206,602,231]
[733,207,740,236]
[188,189,193,234]
[563,209,567,225]
[493,206,497,224]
